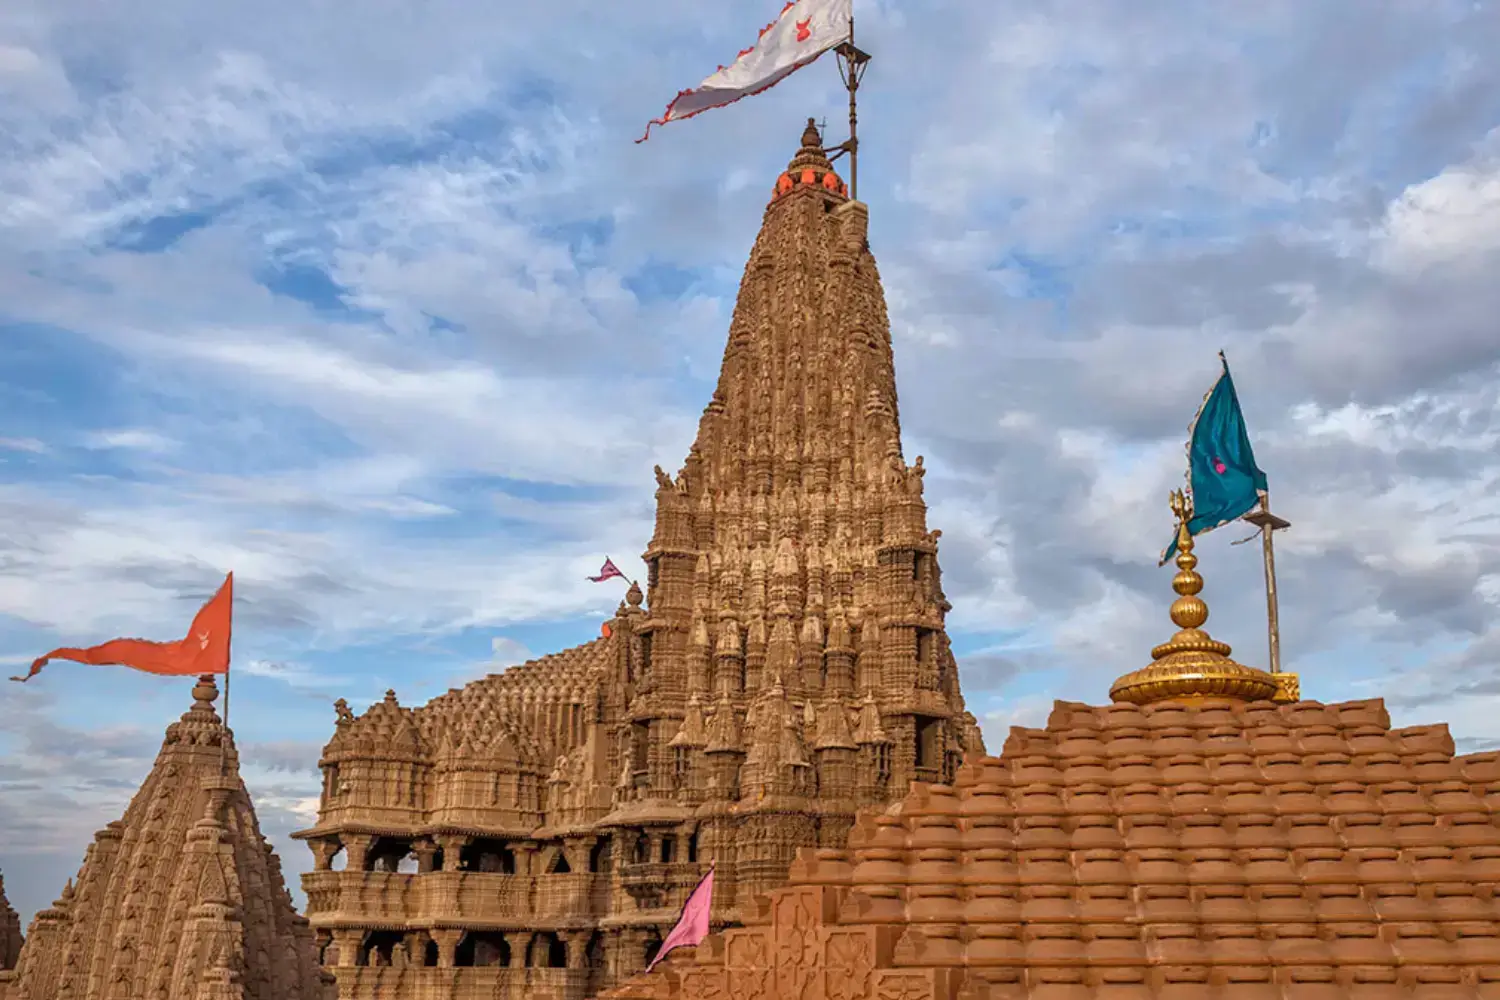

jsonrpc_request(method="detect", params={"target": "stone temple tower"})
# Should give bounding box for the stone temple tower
[625,116,985,908]
[293,118,984,1000]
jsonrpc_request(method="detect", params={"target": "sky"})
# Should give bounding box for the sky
[1,0,1499,926]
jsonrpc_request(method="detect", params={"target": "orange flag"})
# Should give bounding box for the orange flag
[12,572,233,683]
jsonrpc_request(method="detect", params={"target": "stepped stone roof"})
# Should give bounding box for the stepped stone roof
[603,695,1500,999]
[0,676,332,1000]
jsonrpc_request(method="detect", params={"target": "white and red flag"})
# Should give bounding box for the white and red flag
[638,0,853,142]
[647,867,715,972]
[588,557,626,583]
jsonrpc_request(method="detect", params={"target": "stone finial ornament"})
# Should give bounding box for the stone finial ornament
[1110,489,1280,706]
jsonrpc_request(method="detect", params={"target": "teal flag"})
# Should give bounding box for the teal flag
[1160,354,1268,564]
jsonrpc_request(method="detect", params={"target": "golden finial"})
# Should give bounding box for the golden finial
[1109,490,1280,706]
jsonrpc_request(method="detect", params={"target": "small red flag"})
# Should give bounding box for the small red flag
[588,558,625,583]
[12,573,233,683]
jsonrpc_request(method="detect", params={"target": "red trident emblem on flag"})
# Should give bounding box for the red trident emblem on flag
[795,18,812,41]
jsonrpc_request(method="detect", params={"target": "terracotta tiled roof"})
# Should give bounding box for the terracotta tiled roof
[603,696,1500,999]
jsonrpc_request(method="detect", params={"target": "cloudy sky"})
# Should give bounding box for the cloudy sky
[2,0,1499,925]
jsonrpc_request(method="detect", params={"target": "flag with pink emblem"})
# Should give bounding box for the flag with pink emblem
[646,867,715,972]
[588,557,626,583]
[1159,352,1268,564]
[638,0,853,142]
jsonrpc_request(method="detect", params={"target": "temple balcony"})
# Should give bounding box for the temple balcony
[331,966,595,1000]
[302,870,608,926]
[618,861,708,910]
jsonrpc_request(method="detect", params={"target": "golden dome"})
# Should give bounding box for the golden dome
[1110,489,1280,706]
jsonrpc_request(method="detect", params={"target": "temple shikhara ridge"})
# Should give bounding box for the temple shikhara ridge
[0,677,330,1000]
[8,115,1500,1000]
[287,119,983,999]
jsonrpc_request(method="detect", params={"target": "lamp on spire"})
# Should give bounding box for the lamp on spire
[1110,490,1288,706]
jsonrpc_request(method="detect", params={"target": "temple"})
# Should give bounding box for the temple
[290,117,985,999]
[599,506,1500,999]
[0,875,19,976]
[0,676,330,1000]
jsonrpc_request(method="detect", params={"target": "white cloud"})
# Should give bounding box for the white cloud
[83,428,177,453]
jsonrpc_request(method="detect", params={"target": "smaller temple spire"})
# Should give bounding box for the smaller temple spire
[1110,490,1279,706]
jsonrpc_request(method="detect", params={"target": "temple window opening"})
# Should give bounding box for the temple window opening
[642,933,663,969]
[454,931,508,968]
[364,837,415,873]
[589,837,612,873]
[357,931,402,967]
[459,838,515,874]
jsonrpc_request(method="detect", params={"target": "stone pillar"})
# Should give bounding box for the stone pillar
[343,834,373,872]
[436,835,466,872]
[412,838,438,873]
[562,931,589,969]
[515,841,540,875]
[430,929,462,969]
[563,836,589,873]
[409,930,433,967]
[310,838,341,871]
[331,930,362,968]
[499,932,525,968]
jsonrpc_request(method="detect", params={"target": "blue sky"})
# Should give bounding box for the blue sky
[2,0,1500,925]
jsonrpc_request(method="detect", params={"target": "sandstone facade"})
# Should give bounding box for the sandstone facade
[602,693,1500,1000]
[597,511,1500,999]
[0,677,331,1000]
[291,119,984,999]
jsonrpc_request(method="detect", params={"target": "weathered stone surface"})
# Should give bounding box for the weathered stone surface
[0,873,21,972]
[603,697,1500,999]
[291,118,981,1000]
[0,676,331,1000]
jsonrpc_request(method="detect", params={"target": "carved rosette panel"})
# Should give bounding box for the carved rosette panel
[872,969,938,1000]
[772,889,823,999]
[680,967,730,1000]
[823,929,877,1000]
[725,929,773,1000]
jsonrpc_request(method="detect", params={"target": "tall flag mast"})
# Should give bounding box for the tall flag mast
[1161,354,1296,700]
[636,0,866,175]
[828,14,871,200]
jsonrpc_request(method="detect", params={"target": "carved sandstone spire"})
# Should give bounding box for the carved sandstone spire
[0,870,20,972]
[1110,491,1279,705]
[677,118,895,496]
[5,677,331,1000]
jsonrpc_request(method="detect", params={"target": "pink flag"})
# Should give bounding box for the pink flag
[588,558,626,583]
[637,0,853,142]
[647,867,715,972]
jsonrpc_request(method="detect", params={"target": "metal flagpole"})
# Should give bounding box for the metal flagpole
[831,14,870,201]
[220,660,232,776]
[1243,493,1290,675]
[220,578,233,777]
